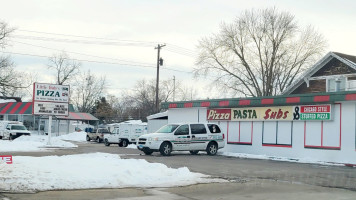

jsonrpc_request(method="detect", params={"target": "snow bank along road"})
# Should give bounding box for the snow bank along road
[1,142,356,200]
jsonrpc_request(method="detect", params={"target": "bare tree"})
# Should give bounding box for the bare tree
[48,52,81,85]
[0,21,14,48]
[71,70,106,113]
[195,7,327,97]
[0,21,28,96]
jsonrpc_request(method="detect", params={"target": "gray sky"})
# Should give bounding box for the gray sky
[1,0,356,100]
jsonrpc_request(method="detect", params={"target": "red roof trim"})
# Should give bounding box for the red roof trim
[261,99,274,105]
[239,100,251,106]
[286,97,300,103]
[70,112,81,119]
[80,113,91,120]
[18,103,32,114]
[169,103,177,108]
[314,95,330,102]
[9,102,22,114]
[201,102,210,107]
[345,94,356,101]
[0,102,13,114]
[219,101,229,107]
[184,103,193,108]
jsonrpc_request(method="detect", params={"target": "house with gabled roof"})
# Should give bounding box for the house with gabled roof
[283,52,356,95]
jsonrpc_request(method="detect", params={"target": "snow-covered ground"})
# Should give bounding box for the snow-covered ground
[57,131,87,142]
[0,153,224,192]
[0,135,77,152]
[218,150,345,166]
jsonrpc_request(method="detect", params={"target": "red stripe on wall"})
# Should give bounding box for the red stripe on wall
[9,103,22,114]
[184,103,193,108]
[169,103,177,108]
[201,102,210,107]
[261,99,274,104]
[314,95,330,102]
[345,94,356,101]
[286,97,300,103]
[18,102,32,114]
[0,103,13,114]
[219,101,229,107]
[239,100,250,106]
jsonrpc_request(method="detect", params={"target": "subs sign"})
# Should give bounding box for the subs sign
[32,83,70,116]
[207,104,332,121]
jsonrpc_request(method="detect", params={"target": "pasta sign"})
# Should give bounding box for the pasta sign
[207,104,332,121]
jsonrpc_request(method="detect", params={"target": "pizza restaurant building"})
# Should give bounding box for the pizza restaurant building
[161,91,356,165]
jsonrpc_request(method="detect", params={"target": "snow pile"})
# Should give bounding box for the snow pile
[0,135,77,152]
[0,153,222,192]
[57,131,87,142]
[218,151,344,166]
[0,99,16,104]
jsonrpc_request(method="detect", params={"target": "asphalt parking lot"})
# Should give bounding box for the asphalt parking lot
[2,142,356,200]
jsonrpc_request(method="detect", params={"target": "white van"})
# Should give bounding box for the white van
[137,123,225,156]
[104,123,147,147]
[0,121,31,140]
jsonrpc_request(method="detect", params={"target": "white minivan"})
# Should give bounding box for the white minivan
[137,123,225,156]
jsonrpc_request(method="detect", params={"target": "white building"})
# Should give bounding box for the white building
[160,52,356,165]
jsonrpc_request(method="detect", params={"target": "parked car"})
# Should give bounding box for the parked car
[103,128,121,146]
[1,121,31,140]
[137,123,225,156]
[86,128,110,143]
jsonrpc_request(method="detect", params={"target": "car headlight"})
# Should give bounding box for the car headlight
[148,137,159,141]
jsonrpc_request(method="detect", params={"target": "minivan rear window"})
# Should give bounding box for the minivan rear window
[208,124,221,133]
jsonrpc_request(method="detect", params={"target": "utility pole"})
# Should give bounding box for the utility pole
[173,76,176,101]
[155,44,165,113]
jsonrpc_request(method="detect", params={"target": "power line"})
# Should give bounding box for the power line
[12,35,154,47]
[16,29,159,44]
[15,29,198,56]
[13,40,155,66]
[0,50,192,74]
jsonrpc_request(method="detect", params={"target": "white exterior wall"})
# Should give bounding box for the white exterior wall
[168,107,208,124]
[147,119,168,133]
[168,102,356,164]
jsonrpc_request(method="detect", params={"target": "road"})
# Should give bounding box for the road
[1,142,356,200]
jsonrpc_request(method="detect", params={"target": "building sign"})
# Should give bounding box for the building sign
[207,109,231,120]
[33,102,69,115]
[207,104,331,121]
[294,105,331,120]
[0,155,13,164]
[32,83,70,116]
[33,83,69,103]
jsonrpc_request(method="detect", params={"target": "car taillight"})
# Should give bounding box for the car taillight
[223,134,225,139]
[101,134,103,137]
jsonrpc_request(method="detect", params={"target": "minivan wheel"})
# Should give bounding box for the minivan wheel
[143,150,153,155]
[122,139,128,147]
[104,139,110,146]
[206,142,218,155]
[160,142,172,156]
[10,134,16,141]
[189,150,199,155]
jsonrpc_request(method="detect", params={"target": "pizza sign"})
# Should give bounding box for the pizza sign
[293,105,331,120]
